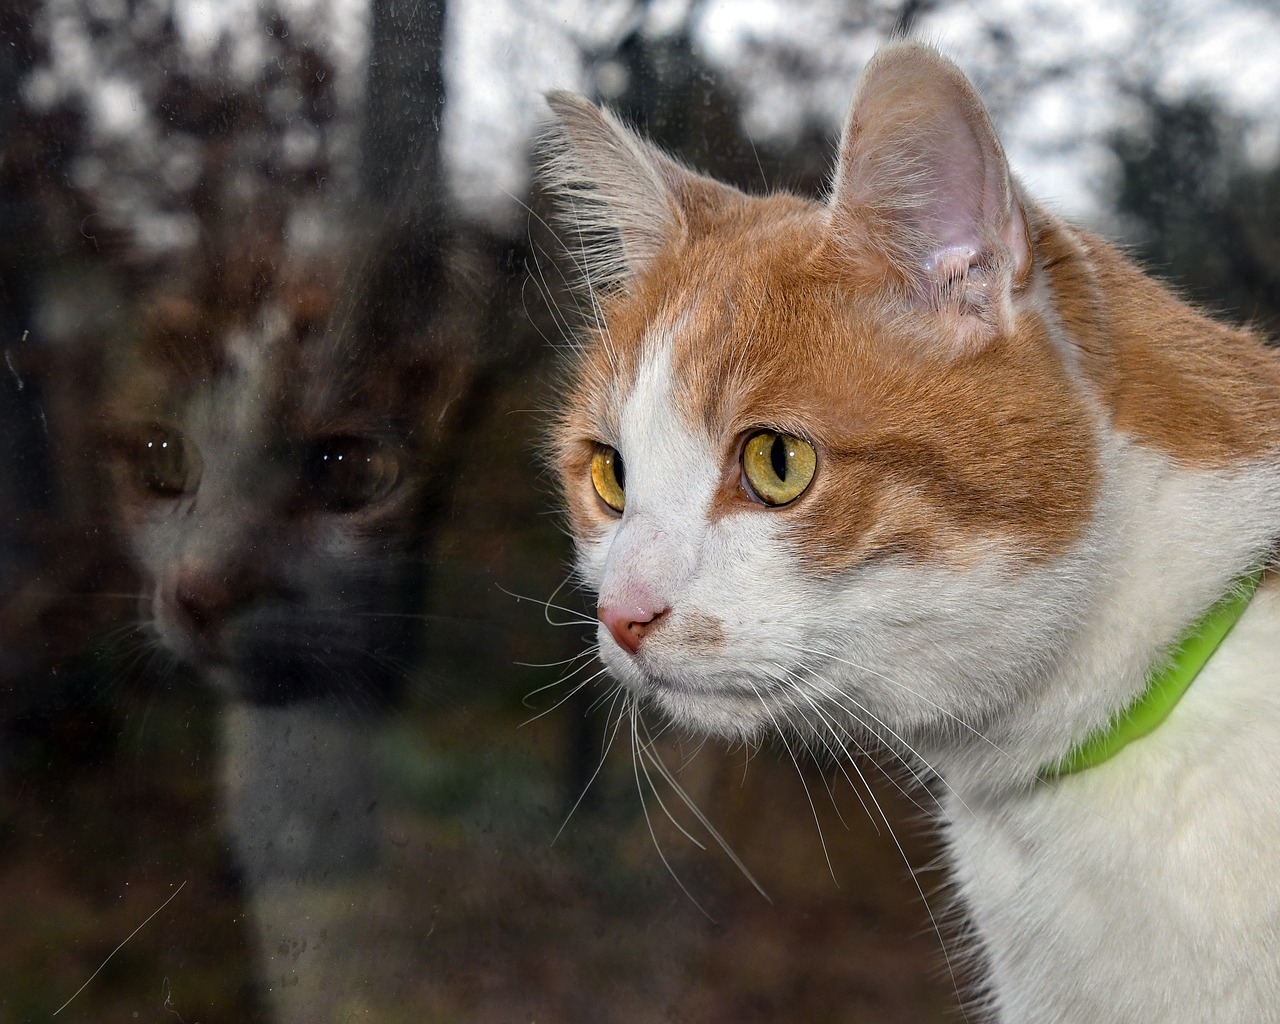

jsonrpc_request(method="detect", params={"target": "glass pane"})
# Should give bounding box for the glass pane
[3,2,1278,1022]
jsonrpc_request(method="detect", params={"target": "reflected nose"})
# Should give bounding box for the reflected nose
[598,604,668,655]
[173,567,251,636]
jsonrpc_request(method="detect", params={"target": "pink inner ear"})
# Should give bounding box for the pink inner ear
[916,116,989,270]
[828,44,1031,318]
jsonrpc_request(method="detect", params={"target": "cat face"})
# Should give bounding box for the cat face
[107,268,463,707]
[548,45,1108,744]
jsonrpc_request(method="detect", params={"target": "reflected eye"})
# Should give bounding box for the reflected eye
[741,430,817,506]
[137,425,201,496]
[304,436,402,512]
[590,445,625,513]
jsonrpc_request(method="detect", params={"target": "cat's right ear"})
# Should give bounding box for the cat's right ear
[825,43,1033,355]
[541,93,734,291]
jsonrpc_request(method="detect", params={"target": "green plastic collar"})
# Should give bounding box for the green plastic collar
[1044,567,1266,779]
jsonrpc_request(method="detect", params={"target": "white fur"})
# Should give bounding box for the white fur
[945,581,1280,1022]
[578,331,1280,1023]
[553,44,1280,1021]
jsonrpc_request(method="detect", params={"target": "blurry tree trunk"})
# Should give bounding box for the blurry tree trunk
[363,0,446,213]
[0,5,51,541]
[359,0,449,341]
[0,2,57,697]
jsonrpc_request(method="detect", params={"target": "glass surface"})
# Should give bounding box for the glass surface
[2,2,1279,1021]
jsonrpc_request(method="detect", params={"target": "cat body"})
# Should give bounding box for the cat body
[545,44,1280,1021]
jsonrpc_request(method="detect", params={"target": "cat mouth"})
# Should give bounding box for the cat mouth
[625,661,766,703]
[598,635,766,703]
[628,670,771,739]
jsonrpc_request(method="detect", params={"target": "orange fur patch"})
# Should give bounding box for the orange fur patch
[1037,223,1280,464]
[557,188,1101,574]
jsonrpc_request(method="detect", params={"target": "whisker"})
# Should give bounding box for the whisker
[804,639,1024,770]
[519,667,610,728]
[797,691,925,824]
[636,718,771,903]
[496,580,598,629]
[633,740,709,853]
[744,678,841,887]
[552,684,629,844]
[515,648,599,670]
[802,676,972,822]
[781,694,862,833]
[832,736,969,1019]
[628,703,715,921]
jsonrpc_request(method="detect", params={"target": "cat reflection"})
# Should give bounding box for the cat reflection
[109,284,443,711]
[104,249,470,1020]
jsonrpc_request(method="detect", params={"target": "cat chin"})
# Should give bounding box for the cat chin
[203,660,401,710]
[143,586,416,709]
[150,612,406,709]
[646,689,769,743]
[598,641,773,740]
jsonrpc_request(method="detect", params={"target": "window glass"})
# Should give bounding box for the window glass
[3,2,1279,1021]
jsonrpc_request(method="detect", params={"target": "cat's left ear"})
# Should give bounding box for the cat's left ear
[827,43,1032,354]
[542,93,741,291]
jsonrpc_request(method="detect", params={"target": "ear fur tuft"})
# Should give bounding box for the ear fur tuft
[540,93,745,294]
[539,92,688,292]
[826,42,1032,354]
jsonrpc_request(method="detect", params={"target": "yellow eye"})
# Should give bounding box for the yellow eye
[741,430,816,506]
[590,445,625,513]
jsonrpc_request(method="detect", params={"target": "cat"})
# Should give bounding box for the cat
[102,223,475,1021]
[105,244,467,713]
[542,41,1280,1023]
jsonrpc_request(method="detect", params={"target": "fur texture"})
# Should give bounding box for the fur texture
[544,42,1280,1022]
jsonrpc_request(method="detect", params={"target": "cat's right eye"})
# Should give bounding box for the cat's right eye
[136,425,200,496]
[590,445,626,513]
[741,430,817,506]
[304,436,402,513]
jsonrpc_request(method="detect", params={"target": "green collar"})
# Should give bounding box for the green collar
[1044,567,1266,778]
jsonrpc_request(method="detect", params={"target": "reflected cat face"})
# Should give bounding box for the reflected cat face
[107,265,467,707]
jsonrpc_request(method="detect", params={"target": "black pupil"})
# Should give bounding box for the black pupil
[307,438,381,510]
[770,434,787,480]
[613,450,626,490]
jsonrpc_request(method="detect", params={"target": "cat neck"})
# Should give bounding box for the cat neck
[1043,564,1264,778]
[923,212,1280,794]
[1039,217,1280,461]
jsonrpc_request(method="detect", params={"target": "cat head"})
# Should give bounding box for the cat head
[544,43,1104,745]
[104,232,474,708]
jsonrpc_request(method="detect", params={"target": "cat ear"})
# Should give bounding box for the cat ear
[827,43,1032,353]
[542,92,737,290]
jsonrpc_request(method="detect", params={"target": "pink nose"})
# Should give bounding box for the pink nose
[599,604,668,655]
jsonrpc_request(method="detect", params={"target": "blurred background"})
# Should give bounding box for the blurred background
[3,1,1280,1021]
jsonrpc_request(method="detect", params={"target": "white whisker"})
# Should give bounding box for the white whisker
[627,703,716,921]
[635,718,771,903]
[553,683,630,844]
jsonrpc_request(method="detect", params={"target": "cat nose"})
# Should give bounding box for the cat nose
[173,567,250,636]
[598,604,668,655]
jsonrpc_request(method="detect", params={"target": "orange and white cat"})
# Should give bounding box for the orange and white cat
[544,42,1280,1023]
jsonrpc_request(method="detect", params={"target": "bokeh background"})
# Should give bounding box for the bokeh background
[3,1,1280,1021]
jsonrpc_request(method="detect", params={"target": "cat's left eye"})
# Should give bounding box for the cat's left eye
[135,424,201,497]
[741,430,817,506]
[590,445,625,513]
[304,436,402,512]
